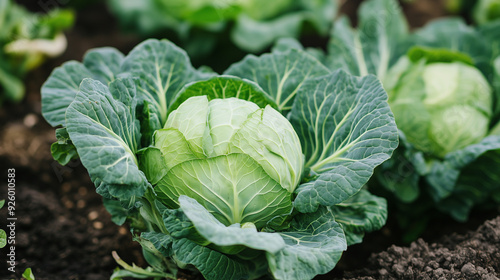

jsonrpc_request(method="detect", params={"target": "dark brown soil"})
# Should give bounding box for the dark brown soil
[1,1,499,280]
[341,216,500,280]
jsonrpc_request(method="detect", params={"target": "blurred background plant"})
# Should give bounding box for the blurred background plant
[445,0,500,24]
[106,0,337,70]
[0,0,74,105]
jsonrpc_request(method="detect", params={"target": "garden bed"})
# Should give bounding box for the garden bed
[1,1,499,279]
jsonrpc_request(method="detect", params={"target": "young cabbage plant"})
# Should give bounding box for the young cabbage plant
[386,50,492,158]
[323,0,500,238]
[41,39,398,280]
[0,0,74,105]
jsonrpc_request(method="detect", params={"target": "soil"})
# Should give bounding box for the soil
[341,216,500,280]
[0,1,499,280]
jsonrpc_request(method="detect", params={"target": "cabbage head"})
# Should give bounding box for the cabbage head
[473,0,500,24]
[387,57,493,158]
[147,96,303,228]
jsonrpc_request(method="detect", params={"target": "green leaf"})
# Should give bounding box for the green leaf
[478,20,500,60]
[298,0,338,34]
[332,189,387,246]
[0,64,24,103]
[161,205,209,247]
[38,9,75,38]
[137,147,169,186]
[121,39,212,126]
[0,199,5,209]
[178,195,285,254]
[426,135,500,202]
[42,48,125,127]
[228,104,304,193]
[232,14,304,52]
[41,62,93,127]
[437,150,500,221]
[231,0,336,52]
[169,76,278,112]
[267,207,347,280]
[50,128,78,165]
[326,0,409,80]
[0,229,6,248]
[375,131,423,203]
[407,46,474,65]
[140,231,174,258]
[66,78,148,206]
[171,238,262,280]
[271,37,305,53]
[22,268,35,280]
[83,47,125,84]
[493,56,500,119]
[291,70,398,213]
[412,18,492,77]
[103,198,129,226]
[224,48,330,112]
[135,234,171,273]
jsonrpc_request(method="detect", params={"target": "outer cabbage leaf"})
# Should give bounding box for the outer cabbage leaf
[41,47,125,127]
[140,231,173,258]
[177,196,285,254]
[436,149,500,221]
[50,127,78,165]
[426,135,500,203]
[83,47,125,84]
[41,61,94,127]
[224,48,330,112]
[326,0,409,81]
[267,206,347,280]
[171,238,266,280]
[169,75,277,112]
[411,18,493,78]
[478,20,500,60]
[331,189,387,246]
[291,70,398,213]
[121,39,214,127]
[374,131,424,203]
[66,78,148,207]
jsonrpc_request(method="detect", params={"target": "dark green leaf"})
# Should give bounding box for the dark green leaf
[66,78,148,206]
[268,207,347,280]
[224,48,330,113]
[327,0,409,80]
[83,47,124,84]
[169,76,277,112]
[121,39,212,126]
[332,189,387,245]
[178,196,285,254]
[291,70,398,212]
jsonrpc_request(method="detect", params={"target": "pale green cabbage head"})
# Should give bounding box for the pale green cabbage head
[151,96,304,228]
[473,0,500,24]
[388,59,492,158]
